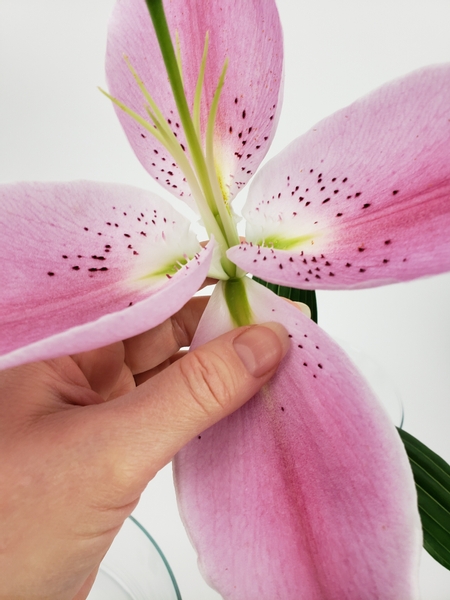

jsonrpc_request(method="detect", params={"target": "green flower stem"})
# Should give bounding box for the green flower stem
[145,0,238,277]
[224,278,254,327]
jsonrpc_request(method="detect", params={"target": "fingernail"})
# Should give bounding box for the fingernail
[233,323,290,378]
[285,299,311,318]
[294,301,311,318]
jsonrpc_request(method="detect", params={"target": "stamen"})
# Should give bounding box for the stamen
[205,58,240,248]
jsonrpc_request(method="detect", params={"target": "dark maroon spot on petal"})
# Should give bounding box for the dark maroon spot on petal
[298,344,303,349]
[88,268,98,272]
[318,363,323,369]
[363,203,371,209]
[47,272,54,276]
[359,268,366,273]
[393,190,399,195]
[124,233,131,238]
[281,407,285,412]
[140,133,146,138]
[383,259,389,264]
[358,247,365,252]
[385,239,392,245]
[62,255,68,259]
[84,227,89,231]
[355,192,362,197]
[322,198,330,204]
[234,97,238,104]
[303,362,308,367]
[342,177,348,182]
[345,263,352,267]
[72,266,80,271]
[242,110,246,119]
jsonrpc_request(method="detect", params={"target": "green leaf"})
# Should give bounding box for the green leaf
[398,428,450,570]
[252,277,318,324]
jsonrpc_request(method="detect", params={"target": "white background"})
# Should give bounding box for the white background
[1,1,450,598]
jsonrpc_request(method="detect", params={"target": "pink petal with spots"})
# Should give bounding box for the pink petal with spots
[0,181,211,369]
[228,64,450,289]
[106,0,283,206]
[174,278,421,600]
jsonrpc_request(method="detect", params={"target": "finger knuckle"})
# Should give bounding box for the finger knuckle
[178,350,235,417]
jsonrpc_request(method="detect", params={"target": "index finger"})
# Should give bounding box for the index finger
[123,295,210,375]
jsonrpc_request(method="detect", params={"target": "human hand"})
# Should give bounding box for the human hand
[0,295,289,600]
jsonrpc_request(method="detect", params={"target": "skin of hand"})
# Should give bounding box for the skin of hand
[0,295,289,600]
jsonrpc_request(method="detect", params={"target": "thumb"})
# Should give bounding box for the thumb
[94,323,289,498]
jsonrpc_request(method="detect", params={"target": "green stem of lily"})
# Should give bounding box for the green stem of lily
[145,0,238,278]
[224,278,254,327]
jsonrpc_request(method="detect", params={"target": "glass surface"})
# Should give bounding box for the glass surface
[87,516,182,600]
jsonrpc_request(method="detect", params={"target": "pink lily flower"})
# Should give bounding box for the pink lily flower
[1,0,449,598]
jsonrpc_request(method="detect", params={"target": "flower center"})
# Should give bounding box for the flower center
[101,20,243,279]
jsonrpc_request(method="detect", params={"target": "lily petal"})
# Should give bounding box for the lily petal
[228,64,450,289]
[174,278,421,599]
[0,181,212,369]
[106,0,283,205]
